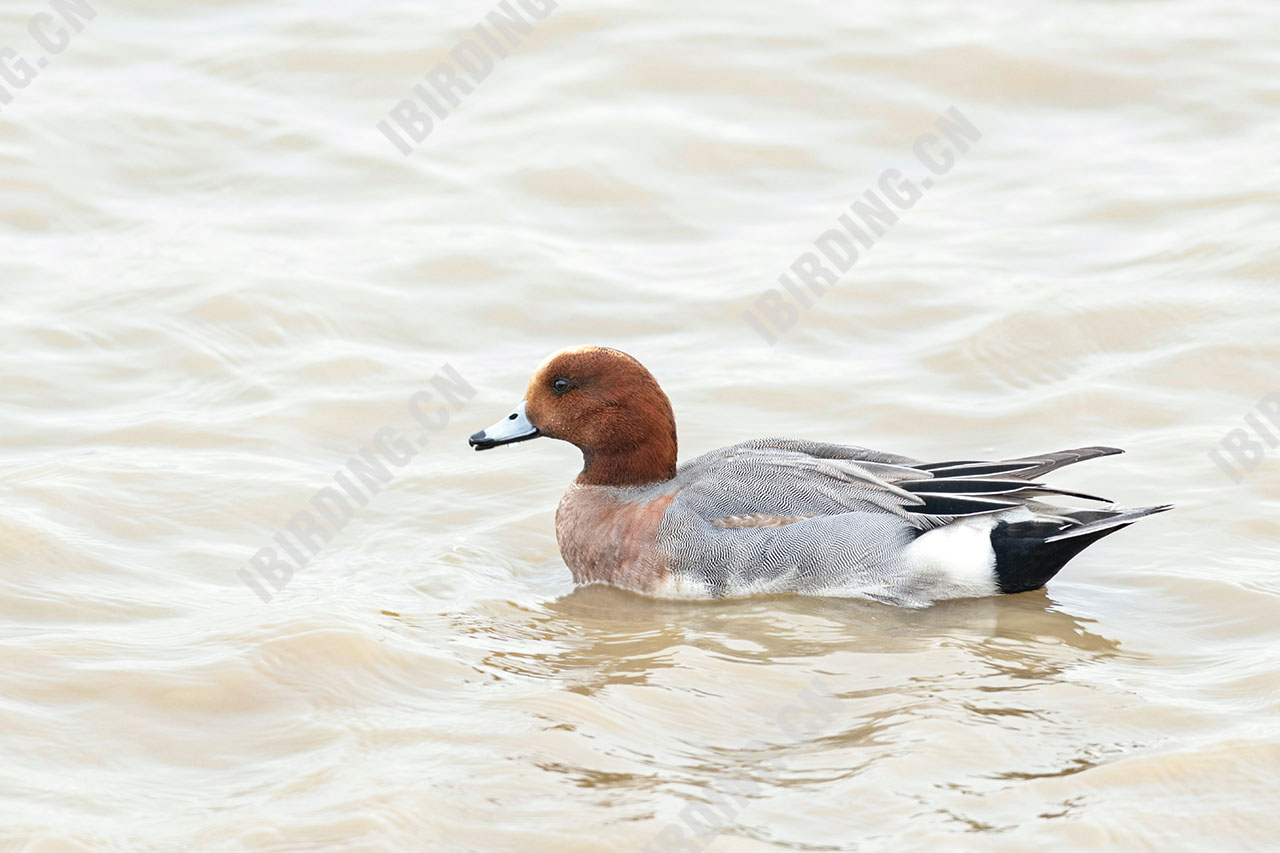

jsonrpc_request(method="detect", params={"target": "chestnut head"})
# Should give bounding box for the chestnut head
[469,346,678,487]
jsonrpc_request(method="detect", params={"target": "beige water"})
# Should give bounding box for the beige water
[2,0,1279,849]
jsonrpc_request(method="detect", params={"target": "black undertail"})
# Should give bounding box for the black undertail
[989,506,1173,594]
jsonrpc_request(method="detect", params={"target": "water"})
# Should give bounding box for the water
[2,0,1278,849]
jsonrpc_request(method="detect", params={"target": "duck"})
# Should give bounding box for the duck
[468,346,1171,607]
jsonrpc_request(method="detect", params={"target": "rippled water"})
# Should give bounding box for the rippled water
[2,0,1279,849]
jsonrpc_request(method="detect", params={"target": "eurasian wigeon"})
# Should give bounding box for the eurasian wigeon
[469,346,1171,606]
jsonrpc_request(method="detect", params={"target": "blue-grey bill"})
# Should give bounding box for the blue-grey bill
[469,400,541,451]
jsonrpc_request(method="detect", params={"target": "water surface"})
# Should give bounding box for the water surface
[2,0,1278,849]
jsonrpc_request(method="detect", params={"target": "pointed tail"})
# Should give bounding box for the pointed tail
[991,505,1173,594]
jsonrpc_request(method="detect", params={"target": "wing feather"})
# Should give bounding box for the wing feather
[672,439,1124,532]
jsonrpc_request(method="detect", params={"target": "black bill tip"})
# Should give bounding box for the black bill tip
[468,429,540,451]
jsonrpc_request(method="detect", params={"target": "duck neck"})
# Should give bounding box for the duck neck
[576,429,678,488]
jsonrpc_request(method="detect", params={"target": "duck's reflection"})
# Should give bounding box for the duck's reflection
[435,581,1133,840]
[455,581,1125,695]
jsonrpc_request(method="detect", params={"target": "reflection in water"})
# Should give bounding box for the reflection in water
[423,583,1136,845]
[526,583,1125,684]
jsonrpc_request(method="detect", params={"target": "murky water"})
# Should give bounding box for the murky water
[2,0,1278,849]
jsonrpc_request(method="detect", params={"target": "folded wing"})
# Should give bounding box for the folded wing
[674,439,1122,530]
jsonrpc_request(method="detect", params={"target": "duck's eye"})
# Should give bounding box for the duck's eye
[552,378,570,394]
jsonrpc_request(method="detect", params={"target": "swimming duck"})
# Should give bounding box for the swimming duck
[468,346,1170,606]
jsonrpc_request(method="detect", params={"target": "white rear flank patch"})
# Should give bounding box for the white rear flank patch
[904,516,1001,600]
